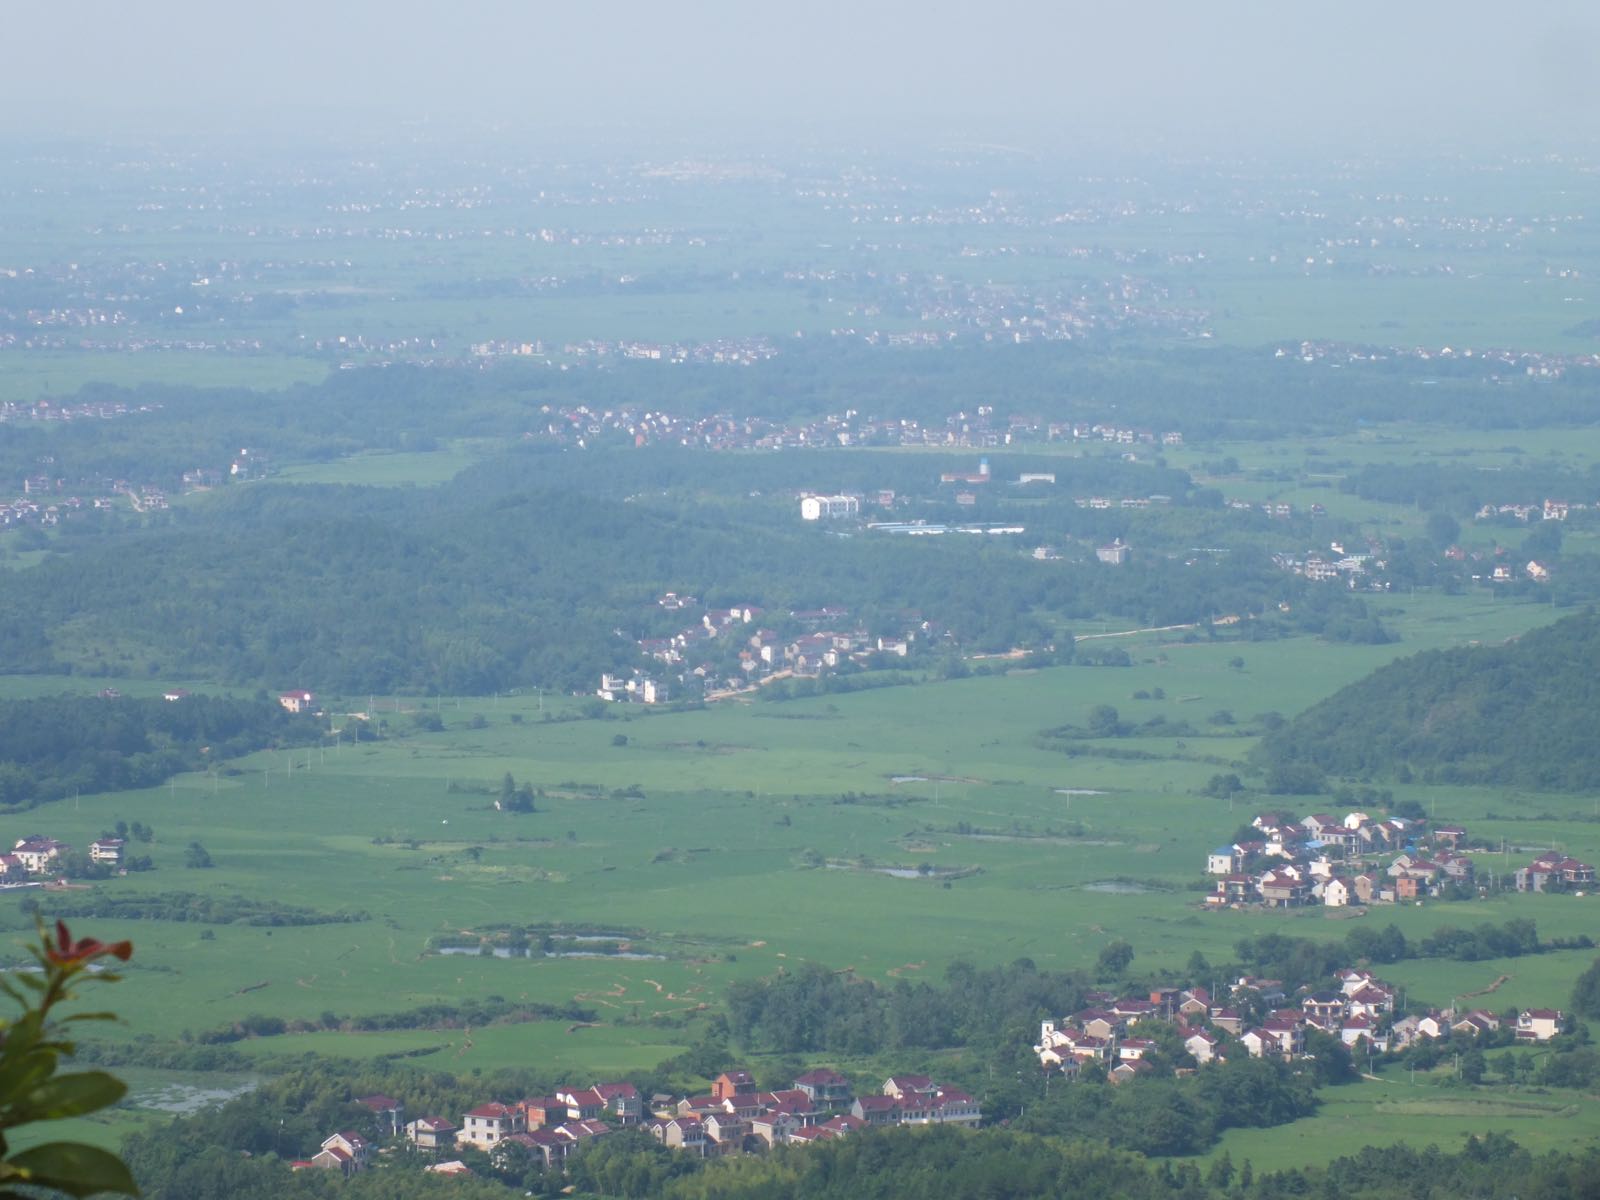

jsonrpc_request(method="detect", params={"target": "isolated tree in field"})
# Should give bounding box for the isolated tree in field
[1204,773,1243,798]
[1087,705,1121,737]
[1096,940,1135,979]
[1426,511,1461,547]
[498,772,535,813]
[183,842,213,869]
[1573,957,1600,1019]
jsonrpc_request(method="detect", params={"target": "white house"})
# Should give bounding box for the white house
[12,838,66,875]
[89,838,125,866]
[1516,1010,1566,1042]
[457,1102,525,1150]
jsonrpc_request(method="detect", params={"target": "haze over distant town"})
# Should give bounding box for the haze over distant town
[6,1,1600,151]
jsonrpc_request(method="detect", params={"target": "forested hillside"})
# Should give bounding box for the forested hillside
[0,467,1383,694]
[1256,608,1600,789]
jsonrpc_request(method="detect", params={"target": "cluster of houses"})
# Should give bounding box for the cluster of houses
[554,336,778,367]
[0,398,158,424]
[1070,493,1176,511]
[1,489,121,531]
[1034,972,1571,1079]
[4,447,269,535]
[646,1069,976,1156]
[1231,499,1325,521]
[1275,339,1599,380]
[600,600,938,703]
[1273,539,1383,585]
[300,1069,978,1178]
[1475,498,1590,524]
[1515,850,1597,893]
[1276,549,1373,584]
[1275,529,1564,590]
[0,835,124,882]
[1207,811,1475,908]
[294,1086,635,1177]
[512,397,1181,457]
[1205,811,1595,909]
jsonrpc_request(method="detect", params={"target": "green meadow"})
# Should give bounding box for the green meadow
[1209,1075,1600,1172]
[5,590,1586,1084]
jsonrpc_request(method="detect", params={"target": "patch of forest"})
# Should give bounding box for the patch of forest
[1255,609,1600,789]
[0,693,324,810]
[0,476,1389,693]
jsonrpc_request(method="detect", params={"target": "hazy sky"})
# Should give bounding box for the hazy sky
[6,1,1599,152]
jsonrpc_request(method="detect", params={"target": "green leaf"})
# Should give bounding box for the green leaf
[15,1071,127,1122]
[8,1141,139,1196]
[0,1055,57,1112]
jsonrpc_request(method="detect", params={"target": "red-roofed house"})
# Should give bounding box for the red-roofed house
[702,1112,746,1154]
[357,1094,404,1137]
[494,1130,566,1170]
[556,1087,607,1121]
[720,1092,766,1121]
[1452,1010,1501,1037]
[786,1124,837,1145]
[11,838,66,875]
[927,1087,981,1126]
[851,1095,899,1125]
[676,1094,723,1119]
[712,1070,756,1100]
[406,1116,457,1151]
[594,1082,642,1124]
[309,1145,354,1175]
[1516,1009,1567,1042]
[279,689,317,714]
[89,838,125,867]
[521,1097,569,1129]
[310,1132,371,1175]
[794,1068,853,1108]
[1185,1031,1221,1064]
[648,1116,709,1156]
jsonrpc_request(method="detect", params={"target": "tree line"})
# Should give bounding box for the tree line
[0,692,323,809]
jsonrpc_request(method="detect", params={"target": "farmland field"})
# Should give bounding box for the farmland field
[1209,1075,1600,1171]
[3,590,1583,1077]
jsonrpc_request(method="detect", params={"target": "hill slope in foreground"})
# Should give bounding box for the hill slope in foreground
[1258,607,1600,790]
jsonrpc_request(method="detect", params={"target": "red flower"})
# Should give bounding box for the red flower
[46,920,132,966]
